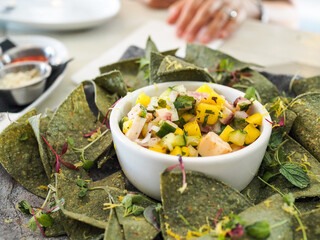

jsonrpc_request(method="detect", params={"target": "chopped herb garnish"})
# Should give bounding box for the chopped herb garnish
[205,109,214,114]
[202,115,209,127]
[173,95,196,111]
[139,105,147,118]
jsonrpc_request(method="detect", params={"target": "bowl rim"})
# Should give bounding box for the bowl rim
[110,81,272,164]
[0,61,52,90]
[2,45,55,60]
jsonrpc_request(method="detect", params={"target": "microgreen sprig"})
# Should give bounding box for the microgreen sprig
[68,128,109,170]
[42,136,78,173]
[165,155,187,193]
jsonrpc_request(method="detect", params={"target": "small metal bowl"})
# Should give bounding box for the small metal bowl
[0,61,52,106]
[1,46,55,65]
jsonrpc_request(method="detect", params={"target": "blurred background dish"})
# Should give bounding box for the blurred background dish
[2,46,55,65]
[0,0,121,31]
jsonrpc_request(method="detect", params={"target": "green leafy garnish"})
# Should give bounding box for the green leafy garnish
[139,105,147,118]
[244,87,257,100]
[279,163,310,189]
[77,179,89,198]
[18,200,32,215]
[173,95,196,111]
[246,221,270,239]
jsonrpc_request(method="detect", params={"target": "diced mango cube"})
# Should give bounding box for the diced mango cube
[219,125,234,142]
[246,113,263,126]
[181,113,195,123]
[174,127,184,135]
[149,144,167,154]
[196,84,225,105]
[170,146,182,156]
[196,103,220,125]
[184,121,201,136]
[122,120,132,134]
[135,93,151,107]
[196,84,215,94]
[181,147,190,157]
[244,124,261,144]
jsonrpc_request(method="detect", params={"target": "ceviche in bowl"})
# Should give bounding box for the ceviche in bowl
[110,81,272,200]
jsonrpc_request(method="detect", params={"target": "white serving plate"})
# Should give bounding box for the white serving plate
[0,35,69,133]
[0,0,120,30]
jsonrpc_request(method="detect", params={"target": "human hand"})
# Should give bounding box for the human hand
[136,0,178,9]
[167,0,249,43]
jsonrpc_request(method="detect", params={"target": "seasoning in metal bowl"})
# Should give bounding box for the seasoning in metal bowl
[0,68,41,89]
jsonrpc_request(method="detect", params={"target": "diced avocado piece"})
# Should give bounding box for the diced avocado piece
[160,87,173,98]
[161,133,186,151]
[172,84,186,93]
[229,129,247,146]
[119,117,129,131]
[185,135,201,147]
[156,121,177,138]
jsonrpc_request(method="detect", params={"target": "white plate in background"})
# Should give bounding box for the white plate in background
[0,35,69,132]
[0,0,120,30]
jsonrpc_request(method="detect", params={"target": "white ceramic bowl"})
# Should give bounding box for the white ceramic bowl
[110,81,272,200]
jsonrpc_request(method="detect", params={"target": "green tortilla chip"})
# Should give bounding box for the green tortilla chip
[44,211,66,237]
[160,171,252,239]
[233,70,280,104]
[60,213,105,240]
[104,208,124,240]
[46,84,111,179]
[29,114,52,180]
[185,44,261,73]
[149,51,165,84]
[145,36,159,61]
[292,209,320,239]
[93,70,127,97]
[0,121,49,198]
[85,80,118,121]
[56,175,110,229]
[292,75,320,95]
[240,194,293,240]
[55,171,126,229]
[106,187,159,240]
[155,55,214,83]
[99,58,148,90]
[289,92,320,161]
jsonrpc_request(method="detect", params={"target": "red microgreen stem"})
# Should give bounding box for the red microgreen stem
[265,118,274,125]
[42,136,78,172]
[214,208,223,227]
[279,116,285,127]
[165,163,180,172]
[84,97,122,137]
[31,208,46,237]
[178,155,186,190]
